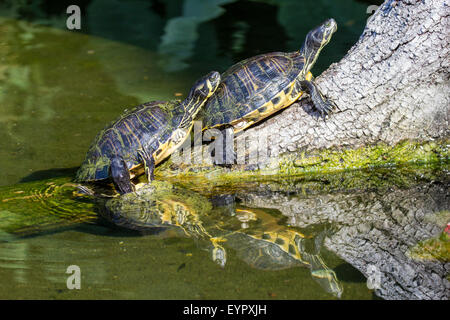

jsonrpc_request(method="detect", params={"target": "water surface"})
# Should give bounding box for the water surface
[0,0,447,300]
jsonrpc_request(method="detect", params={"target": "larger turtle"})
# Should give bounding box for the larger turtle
[75,71,221,194]
[200,19,337,162]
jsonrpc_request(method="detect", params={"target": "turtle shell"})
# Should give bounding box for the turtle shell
[202,51,306,132]
[75,100,183,182]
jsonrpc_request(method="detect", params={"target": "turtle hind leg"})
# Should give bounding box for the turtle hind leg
[110,157,135,194]
[301,79,338,119]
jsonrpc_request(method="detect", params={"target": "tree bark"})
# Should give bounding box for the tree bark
[161,0,449,176]
[242,0,449,157]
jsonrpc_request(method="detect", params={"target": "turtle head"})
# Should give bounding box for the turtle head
[185,71,220,112]
[302,18,337,71]
[192,71,221,99]
[305,18,337,50]
[179,71,220,129]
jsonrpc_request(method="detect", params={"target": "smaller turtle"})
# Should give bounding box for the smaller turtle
[75,71,221,194]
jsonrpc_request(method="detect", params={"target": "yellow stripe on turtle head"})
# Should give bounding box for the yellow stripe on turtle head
[205,79,213,95]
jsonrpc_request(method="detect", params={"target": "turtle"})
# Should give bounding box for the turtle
[200,19,338,163]
[75,71,221,194]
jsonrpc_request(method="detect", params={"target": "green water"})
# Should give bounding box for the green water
[1,0,447,300]
[0,228,367,299]
[0,175,376,300]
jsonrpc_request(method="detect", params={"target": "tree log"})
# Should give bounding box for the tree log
[243,0,449,154]
[159,0,449,179]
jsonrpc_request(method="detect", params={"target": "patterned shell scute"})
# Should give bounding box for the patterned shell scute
[203,52,304,128]
[76,100,181,182]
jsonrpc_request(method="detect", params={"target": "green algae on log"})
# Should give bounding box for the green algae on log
[153,139,449,188]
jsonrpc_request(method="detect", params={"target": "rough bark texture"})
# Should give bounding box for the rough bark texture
[238,0,449,163]
[237,180,450,300]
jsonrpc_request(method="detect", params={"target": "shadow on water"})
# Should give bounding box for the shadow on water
[83,181,347,298]
[333,263,367,283]
[19,167,79,183]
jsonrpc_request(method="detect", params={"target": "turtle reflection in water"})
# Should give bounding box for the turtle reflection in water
[99,182,343,298]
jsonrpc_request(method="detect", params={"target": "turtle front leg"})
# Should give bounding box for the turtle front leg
[138,149,155,183]
[301,77,338,119]
[110,157,135,194]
